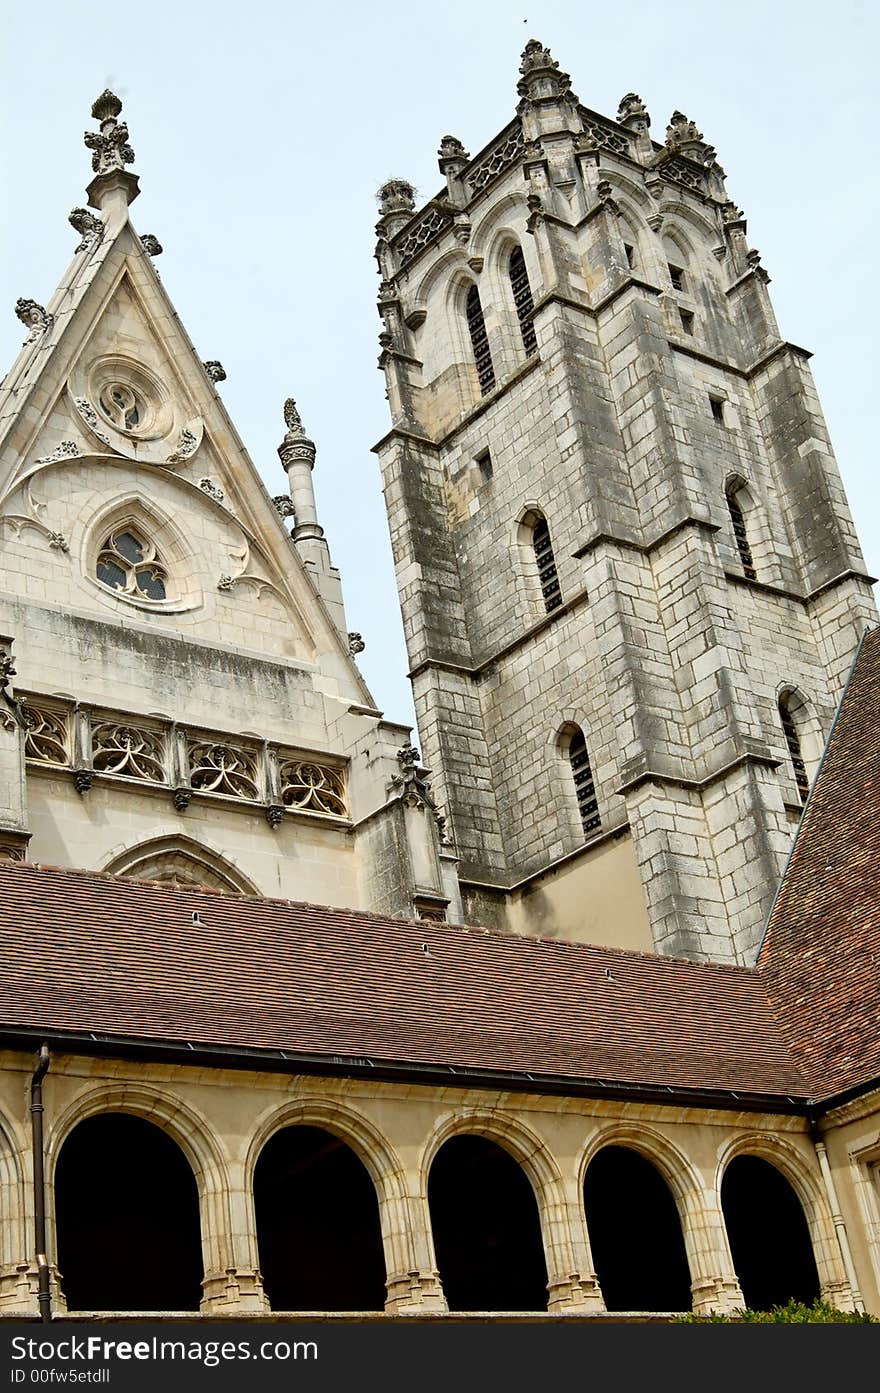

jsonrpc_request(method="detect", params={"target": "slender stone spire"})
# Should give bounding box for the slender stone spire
[277,398,322,544]
[84,89,140,213]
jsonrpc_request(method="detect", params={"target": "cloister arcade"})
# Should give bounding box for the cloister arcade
[0,1061,854,1319]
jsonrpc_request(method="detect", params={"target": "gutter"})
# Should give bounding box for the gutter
[29,1043,51,1323]
[0,1025,810,1116]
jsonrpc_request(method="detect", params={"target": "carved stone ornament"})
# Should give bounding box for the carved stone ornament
[437,135,470,176]
[92,722,166,783]
[68,207,104,253]
[272,495,296,521]
[217,574,234,592]
[278,398,316,471]
[35,440,80,466]
[84,90,135,175]
[203,360,226,383]
[388,743,450,844]
[347,632,365,656]
[517,38,577,105]
[188,741,259,800]
[164,426,199,465]
[617,93,649,125]
[265,804,284,829]
[198,477,225,503]
[48,532,69,553]
[173,787,192,813]
[73,768,93,795]
[0,648,29,733]
[140,234,163,257]
[279,759,347,818]
[377,179,416,217]
[665,110,704,152]
[73,397,113,448]
[15,299,54,344]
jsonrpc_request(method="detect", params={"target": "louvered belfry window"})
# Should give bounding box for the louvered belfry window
[532,516,562,613]
[726,485,757,580]
[779,698,809,805]
[509,246,537,357]
[465,285,495,395]
[569,729,601,836]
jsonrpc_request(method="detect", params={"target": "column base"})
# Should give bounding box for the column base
[201,1268,270,1314]
[385,1269,447,1314]
[819,1278,857,1313]
[691,1276,745,1316]
[548,1272,606,1312]
[0,1262,66,1314]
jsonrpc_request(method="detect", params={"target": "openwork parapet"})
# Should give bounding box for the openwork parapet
[20,699,349,823]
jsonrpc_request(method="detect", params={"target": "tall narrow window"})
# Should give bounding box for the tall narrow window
[779,696,809,805]
[466,285,495,395]
[508,247,537,357]
[568,729,600,835]
[532,515,561,613]
[726,483,756,580]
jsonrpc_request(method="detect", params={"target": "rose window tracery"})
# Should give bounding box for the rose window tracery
[96,527,168,601]
[98,382,144,431]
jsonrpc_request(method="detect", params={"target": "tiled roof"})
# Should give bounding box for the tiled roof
[759,625,880,1102]
[0,862,807,1103]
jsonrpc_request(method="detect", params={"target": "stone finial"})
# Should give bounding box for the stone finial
[203,360,226,383]
[377,180,416,217]
[388,744,450,844]
[140,234,163,257]
[278,398,316,472]
[272,495,296,521]
[617,93,650,127]
[665,110,704,154]
[84,89,135,174]
[68,207,104,253]
[84,89,139,210]
[347,632,365,656]
[517,38,577,105]
[15,298,53,344]
[438,135,470,175]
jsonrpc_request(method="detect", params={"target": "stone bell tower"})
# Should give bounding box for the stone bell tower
[371,40,877,964]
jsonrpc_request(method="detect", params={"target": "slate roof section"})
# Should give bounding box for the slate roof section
[0,862,808,1103]
[759,625,880,1102]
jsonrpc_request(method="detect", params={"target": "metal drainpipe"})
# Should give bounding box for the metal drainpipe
[30,1043,51,1323]
[810,1121,865,1313]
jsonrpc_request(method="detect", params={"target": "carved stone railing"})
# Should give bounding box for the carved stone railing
[578,108,632,157]
[466,121,525,197]
[393,205,454,272]
[20,698,349,826]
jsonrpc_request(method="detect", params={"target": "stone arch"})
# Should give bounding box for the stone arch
[482,226,539,372]
[775,683,825,801]
[512,501,561,620]
[470,191,530,258]
[102,832,260,896]
[47,1084,231,1286]
[420,1109,574,1296]
[554,719,600,841]
[716,1134,831,1308]
[246,1099,412,1303]
[579,1125,705,1310]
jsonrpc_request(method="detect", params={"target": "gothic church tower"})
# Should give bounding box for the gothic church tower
[373,41,877,963]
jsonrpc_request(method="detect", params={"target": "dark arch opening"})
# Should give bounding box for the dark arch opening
[254,1125,386,1311]
[428,1134,548,1311]
[721,1155,820,1310]
[583,1145,692,1311]
[54,1112,203,1312]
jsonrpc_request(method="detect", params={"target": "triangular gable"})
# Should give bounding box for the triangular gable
[0,186,374,705]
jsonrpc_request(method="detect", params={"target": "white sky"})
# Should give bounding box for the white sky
[1,0,877,734]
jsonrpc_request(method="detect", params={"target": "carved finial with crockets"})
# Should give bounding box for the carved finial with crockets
[84,89,140,210]
[278,398,316,473]
[283,398,305,436]
[15,298,53,344]
[68,207,104,254]
[517,39,577,106]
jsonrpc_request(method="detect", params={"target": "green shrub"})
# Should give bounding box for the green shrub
[676,1298,876,1323]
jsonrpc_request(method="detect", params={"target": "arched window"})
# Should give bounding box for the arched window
[778,694,810,804]
[725,482,756,580]
[568,728,600,835]
[97,526,167,601]
[465,285,495,395]
[532,515,561,613]
[508,246,537,357]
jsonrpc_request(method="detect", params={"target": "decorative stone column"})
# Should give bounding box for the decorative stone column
[546,1179,605,1312]
[684,1188,744,1316]
[382,1191,447,1314]
[199,1162,269,1314]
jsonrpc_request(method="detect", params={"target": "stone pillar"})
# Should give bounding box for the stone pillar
[382,1190,447,1314]
[199,1161,268,1314]
[544,1176,605,1312]
[683,1188,744,1316]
